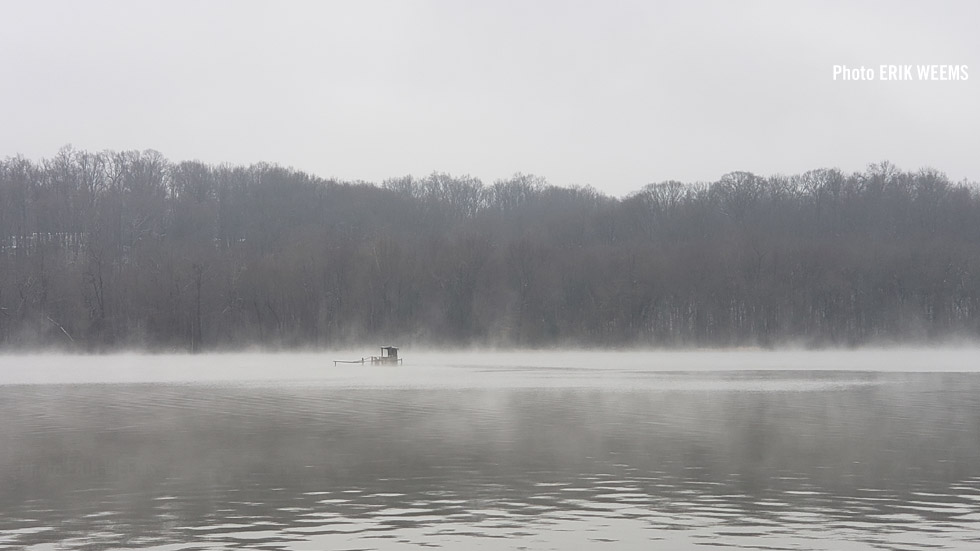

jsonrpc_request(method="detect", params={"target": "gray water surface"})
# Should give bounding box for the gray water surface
[2,352,980,550]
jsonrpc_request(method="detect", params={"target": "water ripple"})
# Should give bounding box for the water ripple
[2,368,980,550]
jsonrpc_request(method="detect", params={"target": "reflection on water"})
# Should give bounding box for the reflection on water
[2,363,980,550]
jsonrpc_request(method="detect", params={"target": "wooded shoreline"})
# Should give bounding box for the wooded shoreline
[2,148,978,351]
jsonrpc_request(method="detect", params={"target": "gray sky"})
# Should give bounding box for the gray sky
[2,0,977,196]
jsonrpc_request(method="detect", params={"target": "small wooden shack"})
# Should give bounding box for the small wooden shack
[334,346,403,366]
[370,346,402,365]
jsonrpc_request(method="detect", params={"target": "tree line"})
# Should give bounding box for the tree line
[1,147,978,350]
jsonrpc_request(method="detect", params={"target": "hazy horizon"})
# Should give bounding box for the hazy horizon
[2,349,980,388]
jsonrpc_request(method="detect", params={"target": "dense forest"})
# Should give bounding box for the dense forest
[1,147,978,350]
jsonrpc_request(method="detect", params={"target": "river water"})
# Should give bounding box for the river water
[1,350,979,550]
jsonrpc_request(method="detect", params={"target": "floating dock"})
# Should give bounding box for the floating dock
[334,346,403,366]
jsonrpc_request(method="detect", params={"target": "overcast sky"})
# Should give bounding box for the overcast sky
[2,0,977,195]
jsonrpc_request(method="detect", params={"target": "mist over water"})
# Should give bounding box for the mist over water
[2,351,980,550]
